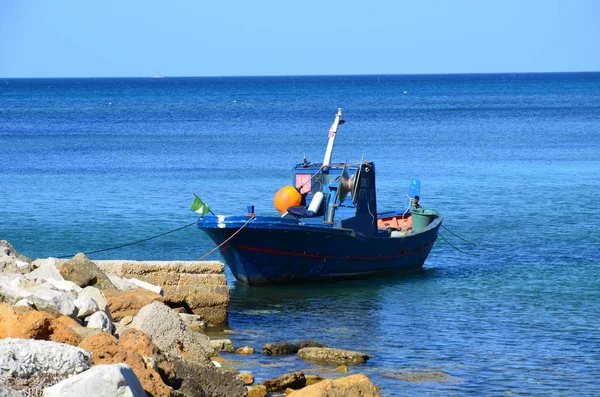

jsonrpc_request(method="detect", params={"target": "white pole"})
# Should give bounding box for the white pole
[322,108,343,166]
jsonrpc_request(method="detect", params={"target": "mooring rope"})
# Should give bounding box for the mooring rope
[56,220,198,259]
[197,215,255,260]
[441,224,477,246]
[438,232,479,256]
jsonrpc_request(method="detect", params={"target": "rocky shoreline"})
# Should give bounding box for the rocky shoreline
[0,240,381,397]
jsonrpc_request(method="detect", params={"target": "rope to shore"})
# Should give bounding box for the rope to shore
[197,215,255,260]
[56,221,198,259]
[441,224,477,246]
[438,232,479,256]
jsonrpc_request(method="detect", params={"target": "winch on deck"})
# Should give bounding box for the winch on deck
[283,160,379,237]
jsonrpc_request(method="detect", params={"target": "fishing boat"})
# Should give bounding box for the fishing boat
[196,109,443,286]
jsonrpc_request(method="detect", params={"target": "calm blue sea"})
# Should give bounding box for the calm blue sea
[1,74,599,395]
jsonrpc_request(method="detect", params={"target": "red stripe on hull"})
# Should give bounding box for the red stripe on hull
[236,238,436,261]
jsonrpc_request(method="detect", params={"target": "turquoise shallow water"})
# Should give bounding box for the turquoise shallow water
[1,74,600,395]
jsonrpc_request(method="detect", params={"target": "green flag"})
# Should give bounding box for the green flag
[190,193,210,216]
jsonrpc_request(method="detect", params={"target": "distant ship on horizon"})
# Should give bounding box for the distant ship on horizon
[151,70,164,79]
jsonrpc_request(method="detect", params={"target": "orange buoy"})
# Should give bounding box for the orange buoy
[274,186,301,213]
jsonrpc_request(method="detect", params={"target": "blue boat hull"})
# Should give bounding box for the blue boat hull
[198,214,442,286]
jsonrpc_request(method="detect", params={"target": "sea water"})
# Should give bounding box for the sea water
[1,74,599,395]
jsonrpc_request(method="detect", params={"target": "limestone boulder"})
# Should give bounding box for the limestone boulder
[297,347,370,365]
[73,294,99,319]
[14,298,33,308]
[107,274,139,291]
[0,241,30,262]
[0,275,32,304]
[27,284,77,317]
[31,257,64,269]
[95,260,229,324]
[127,277,164,295]
[130,301,212,366]
[287,374,381,397]
[262,340,298,356]
[262,371,306,392]
[45,279,82,296]
[24,262,64,282]
[0,241,32,274]
[0,338,91,378]
[78,286,111,318]
[103,288,164,321]
[58,253,116,290]
[171,357,247,397]
[43,363,147,397]
[78,332,172,397]
[85,311,114,334]
[166,285,229,324]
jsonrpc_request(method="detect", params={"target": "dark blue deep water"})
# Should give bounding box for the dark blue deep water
[1,74,599,395]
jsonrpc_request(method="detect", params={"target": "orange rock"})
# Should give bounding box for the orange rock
[78,332,121,362]
[79,331,172,397]
[119,328,155,356]
[287,374,380,397]
[119,328,176,383]
[103,288,164,321]
[0,303,52,339]
[48,316,83,346]
[54,315,81,327]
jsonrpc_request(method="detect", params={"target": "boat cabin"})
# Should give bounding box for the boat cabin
[288,161,379,237]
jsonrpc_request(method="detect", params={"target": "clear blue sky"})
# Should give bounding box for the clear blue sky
[1,0,598,77]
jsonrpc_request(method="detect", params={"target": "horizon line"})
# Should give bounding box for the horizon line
[1,70,599,79]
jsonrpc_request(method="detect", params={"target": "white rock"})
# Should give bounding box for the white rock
[46,278,82,295]
[107,274,138,291]
[1,273,25,282]
[14,260,31,269]
[31,257,64,269]
[25,261,64,282]
[29,285,77,317]
[14,298,34,308]
[79,286,111,319]
[0,338,91,378]
[126,277,164,296]
[85,311,114,334]
[74,295,99,319]
[0,275,32,303]
[43,363,146,397]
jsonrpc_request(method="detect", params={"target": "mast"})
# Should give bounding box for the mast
[322,108,343,166]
